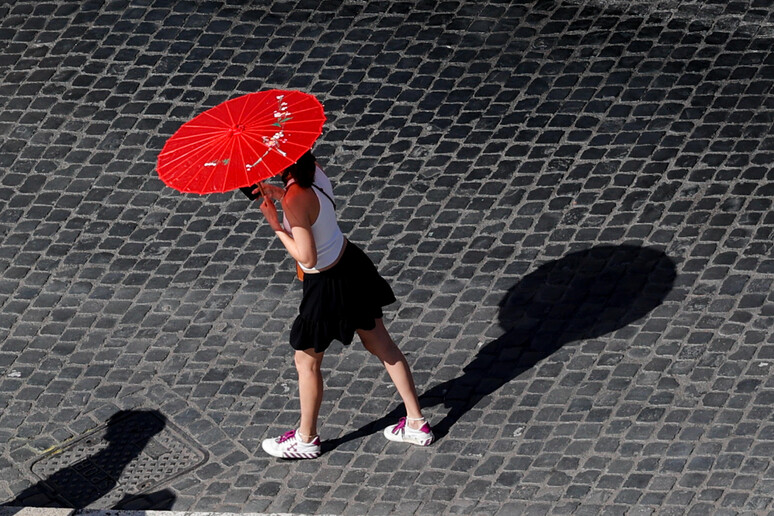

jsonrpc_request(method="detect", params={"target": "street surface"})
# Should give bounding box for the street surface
[1,0,774,514]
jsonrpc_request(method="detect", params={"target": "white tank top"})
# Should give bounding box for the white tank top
[282,166,345,272]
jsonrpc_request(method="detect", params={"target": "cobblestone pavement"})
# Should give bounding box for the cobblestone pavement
[1,0,774,514]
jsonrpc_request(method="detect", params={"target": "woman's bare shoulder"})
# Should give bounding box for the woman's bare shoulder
[282,185,318,219]
[283,184,316,202]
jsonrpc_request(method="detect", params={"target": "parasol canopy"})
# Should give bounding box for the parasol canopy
[156,89,326,194]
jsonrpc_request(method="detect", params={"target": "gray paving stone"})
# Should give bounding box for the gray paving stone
[2,0,774,513]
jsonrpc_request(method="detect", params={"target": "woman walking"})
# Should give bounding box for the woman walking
[257,151,433,459]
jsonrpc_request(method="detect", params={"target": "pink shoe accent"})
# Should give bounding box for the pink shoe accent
[262,429,321,459]
[384,417,435,446]
[278,430,296,443]
[391,417,407,434]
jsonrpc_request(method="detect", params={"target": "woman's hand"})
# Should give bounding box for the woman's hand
[259,197,283,232]
[253,182,284,201]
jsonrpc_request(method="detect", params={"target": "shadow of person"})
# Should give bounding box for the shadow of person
[324,244,676,451]
[2,409,176,511]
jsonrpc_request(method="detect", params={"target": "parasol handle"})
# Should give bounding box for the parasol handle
[239,183,263,201]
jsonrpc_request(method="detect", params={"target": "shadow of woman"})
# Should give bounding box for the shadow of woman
[324,244,676,450]
[3,409,176,511]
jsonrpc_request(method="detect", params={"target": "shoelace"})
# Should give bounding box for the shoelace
[277,430,296,443]
[391,417,407,434]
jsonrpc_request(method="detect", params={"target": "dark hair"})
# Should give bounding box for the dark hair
[282,151,316,188]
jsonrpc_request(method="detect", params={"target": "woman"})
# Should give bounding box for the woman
[257,151,433,459]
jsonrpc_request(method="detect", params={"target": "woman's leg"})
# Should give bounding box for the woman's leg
[357,319,425,429]
[294,348,324,441]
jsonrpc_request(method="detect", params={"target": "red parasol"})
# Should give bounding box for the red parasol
[156,89,326,194]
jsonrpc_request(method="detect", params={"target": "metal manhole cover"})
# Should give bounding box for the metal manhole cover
[28,409,208,509]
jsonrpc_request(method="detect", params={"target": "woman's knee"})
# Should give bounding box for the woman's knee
[294,349,323,374]
[359,319,388,350]
[360,328,388,353]
[362,337,384,356]
[361,332,402,363]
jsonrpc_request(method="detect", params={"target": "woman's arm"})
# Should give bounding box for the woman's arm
[259,190,317,269]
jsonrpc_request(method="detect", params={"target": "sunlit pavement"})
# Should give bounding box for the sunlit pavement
[2,1,774,514]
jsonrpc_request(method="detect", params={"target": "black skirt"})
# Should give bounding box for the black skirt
[290,241,396,353]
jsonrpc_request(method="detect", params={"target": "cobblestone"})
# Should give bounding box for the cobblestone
[1,0,774,513]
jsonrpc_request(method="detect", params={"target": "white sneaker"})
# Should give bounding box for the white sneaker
[261,429,321,459]
[384,417,434,446]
